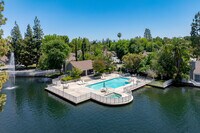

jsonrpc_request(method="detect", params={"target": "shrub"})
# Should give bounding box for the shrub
[71,68,82,79]
[61,76,73,81]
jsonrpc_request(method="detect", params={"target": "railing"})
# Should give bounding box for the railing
[123,78,153,93]
[90,93,133,105]
[46,85,133,105]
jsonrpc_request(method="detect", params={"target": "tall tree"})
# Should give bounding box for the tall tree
[144,28,152,40]
[74,39,78,61]
[71,38,78,61]
[10,21,22,65]
[122,53,144,73]
[0,1,7,38]
[33,16,44,64]
[20,24,34,67]
[117,32,122,40]
[191,11,200,58]
[81,38,87,60]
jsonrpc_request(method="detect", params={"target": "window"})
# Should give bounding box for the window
[195,74,200,82]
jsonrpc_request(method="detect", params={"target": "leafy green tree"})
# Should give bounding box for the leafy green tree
[115,40,128,59]
[128,38,145,53]
[144,28,152,40]
[156,44,175,78]
[191,11,200,58]
[104,55,116,73]
[93,59,106,74]
[117,32,122,40]
[43,34,69,44]
[152,38,191,80]
[172,38,191,81]
[0,1,7,38]
[0,39,9,57]
[39,40,70,71]
[0,72,8,112]
[33,16,44,64]
[11,21,22,65]
[0,0,7,112]
[122,53,144,73]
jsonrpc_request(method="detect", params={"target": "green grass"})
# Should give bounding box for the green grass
[148,80,165,88]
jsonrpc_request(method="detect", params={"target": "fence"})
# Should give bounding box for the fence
[90,93,133,105]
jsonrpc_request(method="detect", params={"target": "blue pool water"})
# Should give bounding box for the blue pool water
[87,77,130,90]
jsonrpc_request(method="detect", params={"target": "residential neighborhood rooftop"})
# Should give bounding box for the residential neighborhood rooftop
[70,60,93,71]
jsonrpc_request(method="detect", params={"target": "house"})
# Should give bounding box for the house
[103,50,120,64]
[190,60,200,82]
[66,60,94,76]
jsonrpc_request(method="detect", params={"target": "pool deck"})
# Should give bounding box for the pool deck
[45,73,152,105]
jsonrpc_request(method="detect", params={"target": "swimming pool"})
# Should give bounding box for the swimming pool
[87,77,130,90]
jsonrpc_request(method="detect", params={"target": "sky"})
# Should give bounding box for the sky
[2,0,200,40]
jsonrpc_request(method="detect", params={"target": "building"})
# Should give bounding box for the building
[66,60,94,76]
[103,50,120,64]
[190,60,200,82]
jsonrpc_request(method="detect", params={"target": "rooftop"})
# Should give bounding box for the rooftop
[70,60,93,70]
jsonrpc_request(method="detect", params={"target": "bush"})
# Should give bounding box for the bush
[93,73,102,77]
[71,68,82,79]
[61,76,73,81]
[46,72,62,78]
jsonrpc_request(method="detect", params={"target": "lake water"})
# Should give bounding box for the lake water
[1,78,200,133]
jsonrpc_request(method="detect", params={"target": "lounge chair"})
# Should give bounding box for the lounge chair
[101,76,106,80]
[56,81,61,85]
[77,81,84,85]
[100,88,107,93]
[63,84,69,89]
[81,79,87,84]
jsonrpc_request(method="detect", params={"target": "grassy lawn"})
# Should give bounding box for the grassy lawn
[148,80,166,88]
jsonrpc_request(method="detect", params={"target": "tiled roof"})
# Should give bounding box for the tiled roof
[70,60,93,70]
[194,61,200,74]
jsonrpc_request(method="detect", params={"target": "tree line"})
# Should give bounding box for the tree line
[3,7,200,81]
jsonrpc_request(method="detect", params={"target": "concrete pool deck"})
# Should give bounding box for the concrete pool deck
[45,73,153,105]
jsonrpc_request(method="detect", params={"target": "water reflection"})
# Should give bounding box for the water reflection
[1,78,200,133]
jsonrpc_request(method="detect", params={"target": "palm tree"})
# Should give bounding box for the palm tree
[117,32,122,40]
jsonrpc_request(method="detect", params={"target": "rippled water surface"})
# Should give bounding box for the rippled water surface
[1,78,200,133]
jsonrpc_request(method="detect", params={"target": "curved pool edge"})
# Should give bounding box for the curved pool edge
[94,95,134,106]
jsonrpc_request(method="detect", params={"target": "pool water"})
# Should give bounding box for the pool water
[106,93,122,98]
[87,77,130,90]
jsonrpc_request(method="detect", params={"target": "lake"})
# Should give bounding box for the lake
[1,78,200,133]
